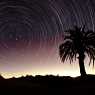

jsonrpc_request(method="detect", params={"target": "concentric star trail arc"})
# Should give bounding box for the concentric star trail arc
[0,0,95,78]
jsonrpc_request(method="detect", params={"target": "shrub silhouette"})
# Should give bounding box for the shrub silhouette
[59,26,95,76]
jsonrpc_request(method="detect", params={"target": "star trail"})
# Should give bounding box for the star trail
[0,0,95,78]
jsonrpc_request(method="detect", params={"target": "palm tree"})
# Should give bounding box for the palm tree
[59,26,95,76]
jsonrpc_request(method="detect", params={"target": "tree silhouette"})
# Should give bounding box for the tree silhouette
[59,26,95,76]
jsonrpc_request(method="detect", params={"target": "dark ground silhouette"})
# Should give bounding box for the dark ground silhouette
[0,74,95,95]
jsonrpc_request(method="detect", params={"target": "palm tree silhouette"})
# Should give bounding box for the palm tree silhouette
[59,26,95,76]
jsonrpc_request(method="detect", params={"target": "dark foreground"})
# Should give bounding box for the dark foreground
[0,75,95,95]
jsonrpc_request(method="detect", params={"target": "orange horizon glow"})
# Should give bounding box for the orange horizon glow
[0,43,95,79]
[1,60,95,79]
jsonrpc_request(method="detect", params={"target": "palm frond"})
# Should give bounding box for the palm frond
[59,26,95,66]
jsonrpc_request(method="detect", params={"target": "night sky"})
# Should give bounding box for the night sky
[0,0,95,78]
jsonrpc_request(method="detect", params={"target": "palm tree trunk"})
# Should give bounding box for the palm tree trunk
[78,53,86,76]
